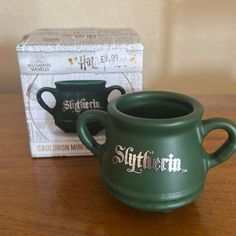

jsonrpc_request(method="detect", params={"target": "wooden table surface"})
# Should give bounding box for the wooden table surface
[0,94,235,236]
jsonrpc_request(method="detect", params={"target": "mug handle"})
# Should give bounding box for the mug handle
[76,110,108,159]
[36,87,57,115]
[202,118,236,169]
[105,85,126,98]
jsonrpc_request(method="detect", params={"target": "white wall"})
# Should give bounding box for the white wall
[0,0,236,94]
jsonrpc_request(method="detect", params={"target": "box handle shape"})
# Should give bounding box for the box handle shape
[105,85,126,99]
[36,87,57,115]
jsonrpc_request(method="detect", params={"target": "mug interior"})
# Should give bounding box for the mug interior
[116,93,194,119]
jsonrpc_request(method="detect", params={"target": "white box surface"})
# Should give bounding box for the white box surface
[16,28,143,157]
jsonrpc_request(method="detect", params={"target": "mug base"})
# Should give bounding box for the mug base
[55,120,103,135]
[55,121,76,133]
[102,176,204,212]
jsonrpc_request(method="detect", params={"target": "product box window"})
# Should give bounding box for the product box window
[16,28,143,157]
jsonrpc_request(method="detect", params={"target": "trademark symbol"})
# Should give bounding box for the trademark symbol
[182,169,188,173]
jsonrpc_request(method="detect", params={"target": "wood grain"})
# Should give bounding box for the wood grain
[0,94,235,236]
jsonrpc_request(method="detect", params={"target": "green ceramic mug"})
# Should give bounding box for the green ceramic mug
[36,80,125,133]
[77,91,236,212]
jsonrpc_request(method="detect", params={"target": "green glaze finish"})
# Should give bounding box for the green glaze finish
[77,91,236,212]
[36,80,125,133]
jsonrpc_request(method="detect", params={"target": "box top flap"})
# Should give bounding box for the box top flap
[16,28,143,52]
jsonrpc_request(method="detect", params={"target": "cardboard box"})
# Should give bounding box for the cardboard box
[16,28,143,157]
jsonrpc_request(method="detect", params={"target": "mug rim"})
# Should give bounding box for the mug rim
[55,80,106,88]
[108,91,204,128]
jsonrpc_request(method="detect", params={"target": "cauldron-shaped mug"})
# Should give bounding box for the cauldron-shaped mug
[77,91,236,212]
[36,80,125,133]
